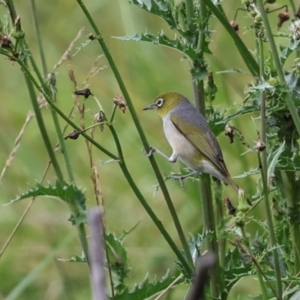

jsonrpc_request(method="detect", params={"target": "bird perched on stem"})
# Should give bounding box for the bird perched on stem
[143,92,239,192]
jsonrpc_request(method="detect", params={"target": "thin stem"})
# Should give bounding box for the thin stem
[281,171,300,273]
[214,184,225,268]
[203,0,259,76]
[288,0,297,16]
[75,0,194,270]
[193,1,222,296]
[30,0,48,78]
[108,124,192,275]
[256,0,300,137]
[110,104,117,123]
[13,57,117,160]
[258,152,282,300]
[24,74,64,183]
[196,84,221,297]
[50,93,75,183]
[199,174,220,298]
[30,0,75,182]
[240,227,269,300]
[185,0,194,25]
[257,25,283,300]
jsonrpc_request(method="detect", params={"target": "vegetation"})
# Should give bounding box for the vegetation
[0,0,300,299]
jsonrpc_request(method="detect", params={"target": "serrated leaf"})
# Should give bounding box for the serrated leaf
[250,81,275,93]
[7,181,86,207]
[6,182,87,225]
[216,68,246,74]
[129,0,176,29]
[58,253,87,263]
[106,232,130,293]
[267,141,285,187]
[115,31,210,59]
[285,71,300,105]
[220,104,260,125]
[279,40,300,64]
[233,168,260,179]
[222,248,252,297]
[114,271,183,300]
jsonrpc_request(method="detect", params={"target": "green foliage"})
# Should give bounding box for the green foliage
[7,181,87,225]
[2,0,300,299]
[222,248,252,297]
[114,271,183,300]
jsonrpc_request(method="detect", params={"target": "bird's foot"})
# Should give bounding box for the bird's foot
[166,171,199,189]
[143,146,156,158]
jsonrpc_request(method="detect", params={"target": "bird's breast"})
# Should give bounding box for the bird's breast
[163,117,204,169]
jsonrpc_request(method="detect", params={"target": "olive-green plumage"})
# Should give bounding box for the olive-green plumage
[144,92,239,192]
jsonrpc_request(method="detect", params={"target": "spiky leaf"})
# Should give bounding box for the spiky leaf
[7,182,87,225]
[114,271,184,300]
[129,0,176,29]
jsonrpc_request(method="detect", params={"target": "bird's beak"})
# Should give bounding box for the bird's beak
[143,103,157,111]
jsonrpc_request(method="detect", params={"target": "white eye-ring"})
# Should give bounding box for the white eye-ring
[156,98,164,107]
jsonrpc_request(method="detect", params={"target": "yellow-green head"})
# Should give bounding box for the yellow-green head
[143,92,183,118]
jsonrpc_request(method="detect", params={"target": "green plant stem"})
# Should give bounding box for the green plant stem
[197,0,206,59]
[5,0,17,21]
[50,96,75,183]
[30,0,47,78]
[256,0,300,137]
[185,0,194,25]
[280,171,300,273]
[108,124,192,275]
[214,184,225,267]
[11,44,193,275]
[23,73,64,184]
[75,0,194,270]
[203,0,259,76]
[289,0,297,15]
[30,1,75,183]
[258,151,282,300]
[240,227,269,300]
[195,82,221,298]
[11,57,117,160]
[257,28,283,300]
[193,1,222,296]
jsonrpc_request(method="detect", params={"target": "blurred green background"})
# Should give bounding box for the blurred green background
[0,0,290,299]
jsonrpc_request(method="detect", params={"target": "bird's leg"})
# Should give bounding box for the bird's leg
[146,146,177,163]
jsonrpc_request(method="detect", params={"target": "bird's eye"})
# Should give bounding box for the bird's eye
[156,98,164,107]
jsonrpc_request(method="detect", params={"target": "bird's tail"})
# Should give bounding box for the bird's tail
[226,176,240,193]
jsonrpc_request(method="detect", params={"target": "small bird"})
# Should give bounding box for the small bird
[143,92,239,192]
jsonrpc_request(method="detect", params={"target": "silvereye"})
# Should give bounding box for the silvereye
[143,92,239,192]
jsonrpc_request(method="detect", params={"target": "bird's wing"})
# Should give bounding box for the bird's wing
[170,113,229,175]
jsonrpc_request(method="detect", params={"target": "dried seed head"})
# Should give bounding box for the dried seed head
[277,12,289,30]
[224,197,236,215]
[230,20,239,32]
[225,124,235,144]
[256,139,266,151]
[88,33,96,40]
[65,130,81,140]
[0,35,12,48]
[289,20,300,41]
[94,110,106,131]
[113,95,127,113]
[74,88,93,99]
